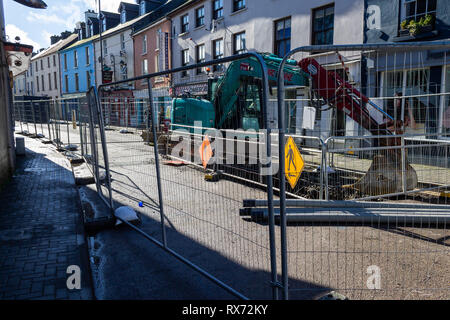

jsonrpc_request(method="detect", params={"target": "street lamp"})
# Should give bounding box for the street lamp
[13,0,47,9]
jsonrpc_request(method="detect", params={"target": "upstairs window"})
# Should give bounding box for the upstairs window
[233,0,245,12]
[212,38,224,72]
[181,49,189,77]
[64,54,67,70]
[142,35,147,54]
[196,6,205,27]
[85,47,90,65]
[401,0,436,27]
[102,17,107,32]
[74,50,78,68]
[121,33,125,50]
[196,44,206,74]
[121,10,126,23]
[181,14,189,33]
[312,4,334,45]
[274,17,291,57]
[47,57,50,68]
[140,1,146,15]
[233,32,246,55]
[53,55,56,67]
[213,0,223,19]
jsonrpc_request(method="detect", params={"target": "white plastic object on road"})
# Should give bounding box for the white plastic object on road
[114,206,140,226]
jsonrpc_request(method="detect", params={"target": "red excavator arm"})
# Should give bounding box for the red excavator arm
[298,57,398,139]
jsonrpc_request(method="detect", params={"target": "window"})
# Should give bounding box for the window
[103,40,107,55]
[140,1,146,15]
[156,28,162,50]
[86,71,91,88]
[54,72,57,89]
[48,73,52,91]
[85,47,90,65]
[53,55,56,67]
[274,17,291,57]
[402,0,436,25]
[40,60,43,70]
[181,49,189,77]
[142,59,148,74]
[47,57,50,68]
[75,73,79,91]
[195,6,205,27]
[213,0,223,19]
[102,16,107,32]
[41,75,45,91]
[36,76,39,92]
[312,4,334,45]
[121,10,126,23]
[64,54,67,70]
[233,32,246,55]
[74,50,78,68]
[212,38,223,72]
[120,33,125,50]
[181,14,189,33]
[196,44,206,74]
[89,23,94,37]
[35,61,38,71]
[382,68,431,134]
[233,0,245,12]
[155,55,160,73]
[30,63,33,76]
[65,75,69,93]
[142,35,147,54]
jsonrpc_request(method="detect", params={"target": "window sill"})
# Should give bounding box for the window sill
[230,7,247,16]
[179,31,190,37]
[194,24,205,31]
[392,30,438,42]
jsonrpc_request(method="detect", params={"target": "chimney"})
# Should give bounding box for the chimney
[50,35,61,45]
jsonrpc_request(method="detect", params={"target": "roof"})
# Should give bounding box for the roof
[62,34,100,52]
[165,0,199,17]
[132,0,188,34]
[31,34,78,61]
[92,10,152,40]
[119,2,139,12]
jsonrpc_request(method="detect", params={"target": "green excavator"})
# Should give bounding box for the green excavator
[166,52,418,196]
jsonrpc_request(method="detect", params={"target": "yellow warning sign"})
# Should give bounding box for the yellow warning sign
[199,136,213,169]
[285,136,304,189]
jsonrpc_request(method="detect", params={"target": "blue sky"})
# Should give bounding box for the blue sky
[4,0,135,51]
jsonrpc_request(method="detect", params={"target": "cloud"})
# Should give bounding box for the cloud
[5,24,43,52]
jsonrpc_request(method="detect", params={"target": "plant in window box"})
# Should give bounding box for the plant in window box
[399,19,410,36]
[419,14,435,32]
[408,20,421,36]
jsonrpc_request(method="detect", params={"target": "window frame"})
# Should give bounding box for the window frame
[48,73,52,91]
[311,3,335,46]
[74,50,78,68]
[181,48,190,77]
[233,31,246,55]
[213,0,223,20]
[181,14,189,34]
[274,17,291,57]
[233,0,246,12]
[195,6,205,28]
[400,0,437,30]
[196,44,206,74]
[54,72,58,90]
[212,38,224,72]
[142,35,147,54]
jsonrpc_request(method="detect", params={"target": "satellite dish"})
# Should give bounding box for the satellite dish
[15,36,21,42]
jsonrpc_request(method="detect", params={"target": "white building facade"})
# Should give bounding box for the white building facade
[26,34,78,99]
[169,0,365,137]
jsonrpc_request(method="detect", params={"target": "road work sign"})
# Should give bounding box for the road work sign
[199,136,213,169]
[285,136,304,189]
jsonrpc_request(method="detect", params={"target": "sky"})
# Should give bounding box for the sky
[4,0,136,52]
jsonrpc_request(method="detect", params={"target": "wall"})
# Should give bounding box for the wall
[0,39,14,188]
[364,0,450,43]
[170,0,364,85]
[93,29,135,87]
[31,52,61,99]
[133,18,172,94]
[60,42,96,94]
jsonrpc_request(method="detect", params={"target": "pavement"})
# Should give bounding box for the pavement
[0,135,93,300]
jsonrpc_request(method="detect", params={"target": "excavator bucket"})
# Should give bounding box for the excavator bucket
[344,150,418,196]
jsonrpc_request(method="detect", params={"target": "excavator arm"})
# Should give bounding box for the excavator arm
[298,57,418,195]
